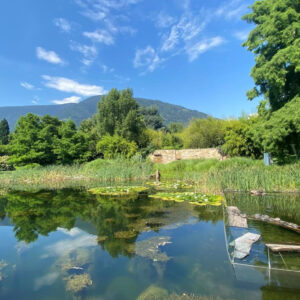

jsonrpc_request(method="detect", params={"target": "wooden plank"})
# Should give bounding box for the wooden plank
[249,214,300,234]
[227,206,248,228]
[266,243,300,253]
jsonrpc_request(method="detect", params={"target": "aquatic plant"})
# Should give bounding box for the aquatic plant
[89,186,149,196]
[114,231,137,239]
[146,180,194,190]
[65,273,92,293]
[149,192,224,206]
[135,236,171,262]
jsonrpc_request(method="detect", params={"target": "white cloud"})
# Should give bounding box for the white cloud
[36,47,64,65]
[133,46,162,73]
[34,272,60,291]
[186,37,225,61]
[32,96,39,104]
[83,30,114,45]
[70,42,98,66]
[42,75,106,96]
[20,81,34,90]
[53,18,71,32]
[233,29,250,41]
[216,0,249,20]
[57,227,82,236]
[155,12,176,28]
[52,96,81,105]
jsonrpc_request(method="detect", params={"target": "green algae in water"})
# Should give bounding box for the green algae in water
[114,230,138,239]
[89,186,149,196]
[149,192,224,206]
[64,273,92,293]
[135,236,172,262]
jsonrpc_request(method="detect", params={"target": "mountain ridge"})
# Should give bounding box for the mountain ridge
[0,96,209,129]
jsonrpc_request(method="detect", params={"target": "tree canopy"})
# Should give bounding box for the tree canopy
[96,88,146,146]
[243,0,300,111]
[0,118,9,145]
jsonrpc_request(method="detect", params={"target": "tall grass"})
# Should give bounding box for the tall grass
[1,157,299,193]
[0,157,153,191]
[154,157,300,193]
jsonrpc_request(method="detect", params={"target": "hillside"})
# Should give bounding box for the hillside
[0,96,209,129]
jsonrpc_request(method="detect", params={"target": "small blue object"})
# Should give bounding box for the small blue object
[264,153,272,166]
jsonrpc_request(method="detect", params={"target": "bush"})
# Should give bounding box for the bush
[96,135,138,159]
[0,156,14,171]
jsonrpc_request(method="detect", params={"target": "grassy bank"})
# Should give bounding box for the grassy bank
[154,157,300,193]
[0,157,153,191]
[0,157,299,193]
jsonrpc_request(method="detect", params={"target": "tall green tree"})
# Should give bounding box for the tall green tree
[0,118,9,145]
[140,106,164,130]
[243,0,300,111]
[96,88,146,146]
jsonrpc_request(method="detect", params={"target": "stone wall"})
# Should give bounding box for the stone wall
[148,148,224,164]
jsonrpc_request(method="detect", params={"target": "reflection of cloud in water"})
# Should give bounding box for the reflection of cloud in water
[162,217,199,230]
[15,241,32,254]
[42,231,97,258]
[57,227,82,237]
[34,271,60,290]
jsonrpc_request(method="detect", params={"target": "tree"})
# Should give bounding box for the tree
[96,88,146,146]
[243,0,300,111]
[168,122,184,134]
[0,118,9,145]
[140,106,164,130]
[54,120,88,164]
[182,117,225,149]
[222,117,261,158]
[96,135,138,159]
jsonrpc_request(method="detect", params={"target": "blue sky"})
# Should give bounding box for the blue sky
[0,0,260,118]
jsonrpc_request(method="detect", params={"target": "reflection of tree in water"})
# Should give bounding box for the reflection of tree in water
[1,189,203,257]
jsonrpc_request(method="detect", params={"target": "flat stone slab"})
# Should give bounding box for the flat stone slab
[227,206,248,228]
[233,232,261,259]
[266,244,300,253]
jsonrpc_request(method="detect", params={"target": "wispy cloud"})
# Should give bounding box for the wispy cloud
[133,46,162,73]
[83,29,114,45]
[53,18,71,32]
[216,0,249,20]
[70,42,98,66]
[155,12,176,28]
[36,47,64,65]
[20,81,34,90]
[32,96,39,105]
[186,37,225,61]
[52,96,81,105]
[42,75,106,96]
[233,29,250,41]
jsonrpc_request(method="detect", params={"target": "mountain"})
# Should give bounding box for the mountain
[0,96,209,129]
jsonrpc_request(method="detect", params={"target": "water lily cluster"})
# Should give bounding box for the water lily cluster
[88,186,148,196]
[149,192,224,206]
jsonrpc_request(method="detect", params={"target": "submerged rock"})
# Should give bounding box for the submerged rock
[227,206,248,228]
[233,232,261,259]
[135,236,172,262]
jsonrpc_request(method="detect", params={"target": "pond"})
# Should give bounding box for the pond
[0,188,299,299]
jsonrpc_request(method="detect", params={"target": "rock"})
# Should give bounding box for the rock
[227,206,248,228]
[266,244,300,253]
[233,232,261,259]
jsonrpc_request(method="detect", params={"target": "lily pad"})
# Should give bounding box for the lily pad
[89,186,149,196]
[146,180,194,190]
[149,192,224,207]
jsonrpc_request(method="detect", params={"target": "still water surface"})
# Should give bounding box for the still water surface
[0,189,299,299]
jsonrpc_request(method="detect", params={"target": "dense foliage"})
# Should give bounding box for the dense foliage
[241,0,300,160]
[140,106,164,130]
[96,135,138,159]
[96,89,147,146]
[243,0,300,111]
[182,117,225,149]
[7,114,88,166]
[0,118,9,145]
